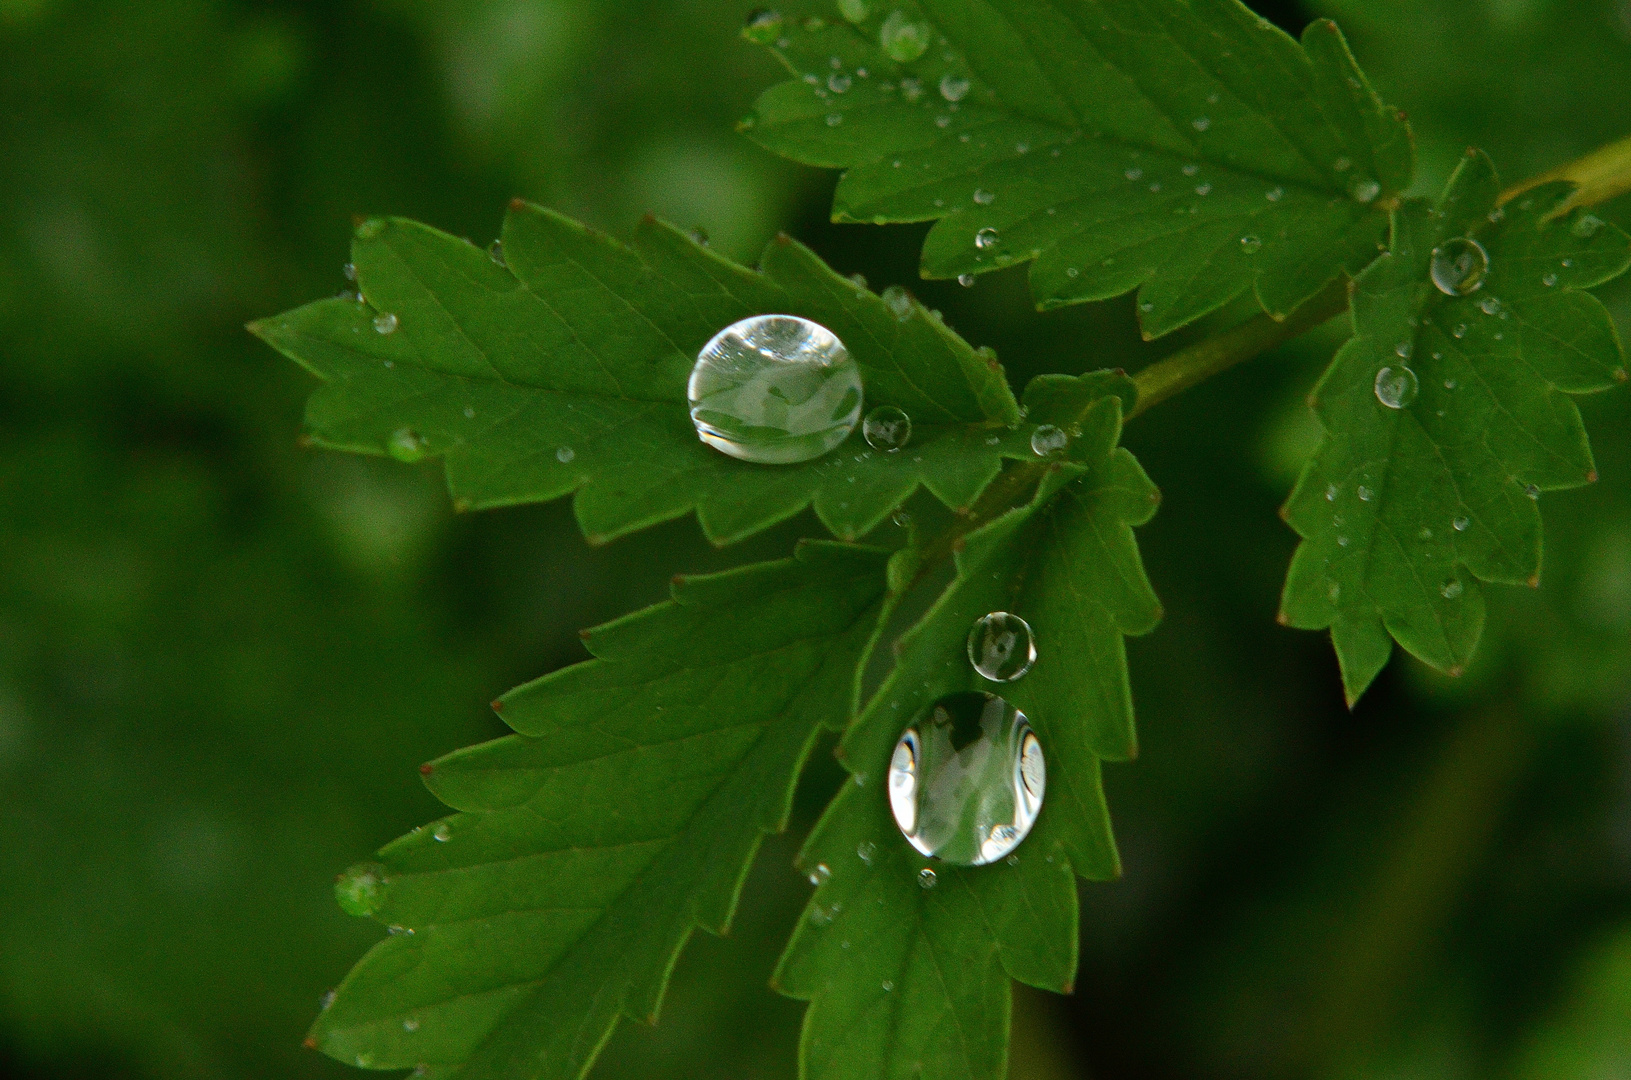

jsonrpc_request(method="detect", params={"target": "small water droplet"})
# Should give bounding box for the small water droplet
[1573,214,1605,239]
[1182,163,1199,177]
[1526,483,1541,500]
[1016,142,1030,154]
[1429,238,1489,296]
[863,406,912,451]
[1453,516,1470,532]
[1030,424,1068,457]
[688,315,863,465]
[387,428,428,463]
[743,8,785,43]
[967,612,1036,682]
[1453,324,1468,339]
[403,1017,420,1032]
[1444,379,1456,390]
[1418,527,1433,541]
[1334,156,1352,172]
[809,863,831,886]
[1441,580,1464,600]
[1192,116,1210,131]
[939,73,970,102]
[556,446,575,463]
[1543,272,1558,287]
[837,0,869,23]
[1479,296,1502,317]
[488,239,506,267]
[1350,178,1381,203]
[1488,206,1506,224]
[1374,365,1419,409]
[1337,535,1350,547]
[1240,234,1262,254]
[882,979,895,991]
[1148,182,1162,193]
[1266,186,1284,202]
[891,508,912,528]
[825,113,843,126]
[1328,581,1341,602]
[335,862,388,918]
[974,227,999,249]
[1326,483,1339,501]
[374,312,399,335]
[1395,341,1413,359]
[972,188,995,205]
[321,989,337,1011]
[828,72,852,94]
[857,841,877,865]
[882,284,912,319]
[1067,266,1080,278]
[1125,167,1143,181]
[1357,485,1374,502]
[1139,301,1154,313]
[918,867,937,888]
[879,10,931,61]
[432,823,451,842]
[1195,183,1212,196]
[342,262,357,282]
[463,405,476,419]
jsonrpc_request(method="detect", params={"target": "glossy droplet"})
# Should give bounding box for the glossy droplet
[1357,485,1373,502]
[1526,484,1541,500]
[1480,296,1503,317]
[343,262,357,282]
[958,273,975,287]
[863,406,911,451]
[431,823,451,842]
[837,0,869,22]
[387,428,428,463]
[1453,324,1468,339]
[828,72,851,94]
[857,841,877,865]
[1240,235,1262,254]
[975,227,999,249]
[972,188,995,205]
[488,240,506,267]
[743,8,784,43]
[881,284,912,319]
[825,114,842,126]
[889,692,1045,867]
[1374,365,1419,409]
[1429,237,1489,296]
[808,863,831,886]
[1192,117,1210,131]
[939,73,970,102]
[335,862,388,918]
[918,867,937,889]
[1395,341,1413,360]
[967,612,1036,682]
[1543,272,1558,287]
[556,446,574,463]
[879,10,930,62]
[1454,516,1470,532]
[1266,186,1284,202]
[374,312,399,335]
[1030,424,1067,456]
[688,315,863,465]
[1441,580,1464,600]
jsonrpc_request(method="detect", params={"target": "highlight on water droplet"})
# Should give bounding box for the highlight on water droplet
[1240,234,1262,254]
[967,612,1036,682]
[1441,580,1464,600]
[335,862,388,918]
[387,428,428,463]
[488,240,506,267]
[1030,424,1068,456]
[837,0,869,22]
[1526,483,1541,500]
[809,863,831,886]
[975,227,999,249]
[743,8,784,43]
[431,823,451,842]
[879,10,931,62]
[373,312,399,335]
[939,73,970,102]
[687,314,863,465]
[1429,237,1489,296]
[1453,515,1470,532]
[828,72,852,94]
[863,406,911,451]
[1452,324,1468,339]
[556,446,575,463]
[918,867,938,888]
[972,187,994,205]
[889,692,1045,867]
[1374,365,1419,409]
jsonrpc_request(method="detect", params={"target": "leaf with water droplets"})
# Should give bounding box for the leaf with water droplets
[307,542,890,1080]
[741,1,1412,337]
[251,206,1031,547]
[1281,150,1631,705]
[776,373,1161,1080]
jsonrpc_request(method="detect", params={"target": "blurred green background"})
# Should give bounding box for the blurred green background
[3,1,1631,1077]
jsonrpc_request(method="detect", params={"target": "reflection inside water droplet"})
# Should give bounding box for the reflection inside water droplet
[889,692,1045,867]
[387,428,428,463]
[1429,237,1488,296]
[1030,425,1067,456]
[335,862,388,917]
[863,406,911,451]
[975,227,999,249]
[1374,365,1419,409]
[688,315,862,464]
[967,612,1036,682]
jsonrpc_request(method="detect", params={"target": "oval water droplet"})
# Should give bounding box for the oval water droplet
[335,862,388,918]
[972,187,995,205]
[1452,324,1468,339]
[488,240,506,267]
[688,315,863,464]
[857,840,877,865]
[918,867,938,888]
[556,446,575,463]
[1441,580,1464,600]
[825,113,843,126]
[1429,237,1489,296]
[808,863,831,886]
[374,312,399,335]
[431,823,451,842]
[1326,483,1339,502]
[1240,235,1262,254]
[1395,341,1413,360]
[1030,424,1067,456]
[1195,182,1212,196]
[743,8,784,43]
[343,262,357,282]
[387,428,428,463]
[881,284,912,319]
[974,227,999,249]
[957,273,975,287]
[863,406,911,451]
[1479,296,1503,317]
[828,72,852,94]
[939,73,970,102]
[837,0,869,23]
[1374,365,1419,409]
[879,10,931,62]
[1350,178,1381,203]
[1453,515,1470,532]
[889,692,1044,867]
[967,612,1036,682]
[403,1017,420,1032]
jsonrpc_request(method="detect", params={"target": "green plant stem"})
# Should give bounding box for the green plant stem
[1502,129,1631,213]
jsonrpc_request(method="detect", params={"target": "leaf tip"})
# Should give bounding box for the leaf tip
[491,696,507,711]
[1527,573,1541,589]
[1588,469,1599,484]
[1448,664,1466,677]
[585,533,609,547]
[1276,611,1290,626]
[671,573,688,587]
[773,232,793,247]
[1306,393,1320,409]
[1614,368,1628,383]
[302,1037,318,1051]
[509,196,527,212]
[1276,503,1289,522]
[452,498,471,514]
[296,433,314,449]
[951,536,966,553]
[578,628,593,641]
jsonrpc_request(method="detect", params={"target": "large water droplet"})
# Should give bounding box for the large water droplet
[888,692,1045,867]
[837,0,869,23]
[688,315,863,464]
[863,406,911,451]
[879,10,931,62]
[335,862,388,917]
[387,428,428,463]
[1429,237,1489,296]
[1374,365,1419,409]
[1030,424,1067,456]
[939,73,970,102]
[967,612,1036,682]
[975,227,999,249]
[743,8,784,43]
[374,312,399,335]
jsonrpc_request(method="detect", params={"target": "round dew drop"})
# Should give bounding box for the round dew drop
[387,428,428,463]
[555,446,575,464]
[967,612,1036,682]
[862,406,911,451]
[939,73,970,102]
[688,314,863,465]
[1429,237,1489,296]
[373,312,399,335]
[1030,424,1068,456]
[879,10,931,62]
[975,227,999,249]
[972,188,995,205]
[1374,365,1419,409]
[889,692,1045,867]
[1441,580,1464,600]
[335,862,388,918]
[958,273,976,287]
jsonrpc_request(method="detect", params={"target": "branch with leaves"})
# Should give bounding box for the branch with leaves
[249,2,1631,1078]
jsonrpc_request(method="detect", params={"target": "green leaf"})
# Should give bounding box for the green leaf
[1280,150,1631,705]
[308,542,890,1080]
[250,206,1029,547]
[741,0,1412,337]
[775,374,1161,1080]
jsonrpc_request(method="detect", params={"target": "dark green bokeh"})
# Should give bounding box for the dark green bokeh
[1,1,1629,1078]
